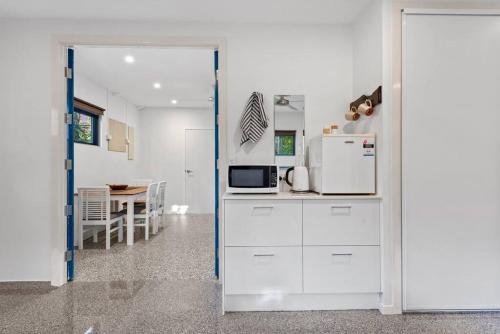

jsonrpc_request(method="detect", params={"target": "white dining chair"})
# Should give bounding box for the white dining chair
[133,182,158,240]
[155,181,167,233]
[78,187,125,250]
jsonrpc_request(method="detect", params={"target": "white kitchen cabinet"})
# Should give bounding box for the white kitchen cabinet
[225,246,302,295]
[303,246,380,294]
[222,193,382,312]
[303,200,379,246]
[225,199,302,246]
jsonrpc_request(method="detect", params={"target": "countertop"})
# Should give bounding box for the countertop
[223,192,381,200]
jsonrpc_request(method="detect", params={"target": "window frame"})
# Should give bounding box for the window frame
[274,130,296,156]
[74,107,100,146]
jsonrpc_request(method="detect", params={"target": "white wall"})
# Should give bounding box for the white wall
[347,0,383,136]
[137,107,213,210]
[74,73,140,188]
[0,19,356,282]
[227,24,353,165]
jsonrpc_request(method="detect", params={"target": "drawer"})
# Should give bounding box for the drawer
[303,200,379,245]
[303,246,380,294]
[224,200,302,246]
[225,246,302,295]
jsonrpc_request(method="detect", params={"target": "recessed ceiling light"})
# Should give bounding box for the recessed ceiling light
[171,99,178,104]
[153,82,161,89]
[124,55,135,64]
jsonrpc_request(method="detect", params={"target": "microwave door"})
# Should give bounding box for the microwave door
[230,168,265,188]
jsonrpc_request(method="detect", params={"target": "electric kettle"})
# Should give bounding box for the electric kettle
[285,166,310,193]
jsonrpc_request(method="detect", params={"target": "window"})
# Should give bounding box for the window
[74,109,99,145]
[274,131,296,156]
[73,97,105,146]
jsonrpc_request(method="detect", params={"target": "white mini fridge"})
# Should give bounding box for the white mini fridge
[309,134,375,194]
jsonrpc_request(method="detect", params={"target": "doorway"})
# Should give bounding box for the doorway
[62,42,223,283]
[185,129,215,214]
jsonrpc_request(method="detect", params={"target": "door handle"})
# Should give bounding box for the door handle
[185,169,193,174]
[331,253,353,256]
[253,206,274,209]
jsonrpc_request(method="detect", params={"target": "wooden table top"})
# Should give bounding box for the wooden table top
[110,186,147,196]
[74,186,147,196]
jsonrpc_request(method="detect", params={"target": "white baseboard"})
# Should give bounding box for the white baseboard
[224,293,380,312]
[379,304,402,315]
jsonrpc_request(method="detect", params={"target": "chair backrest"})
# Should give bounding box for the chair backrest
[156,181,167,211]
[145,183,159,215]
[78,187,110,222]
[131,179,154,186]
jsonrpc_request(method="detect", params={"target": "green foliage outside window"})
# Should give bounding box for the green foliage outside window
[74,109,99,145]
[275,131,295,156]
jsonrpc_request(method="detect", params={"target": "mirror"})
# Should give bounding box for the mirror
[274,95,305,174]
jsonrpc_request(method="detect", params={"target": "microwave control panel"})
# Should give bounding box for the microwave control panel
[270,167,278,187]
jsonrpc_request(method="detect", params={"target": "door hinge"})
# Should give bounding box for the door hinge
[215,69,220,81]
[64,67,73,79]
[64,159,73,170]
[64,113,73,125]
[64,250,73,262]
[216,159,220,170]
[64,205,73,216]
[216,114,221,126]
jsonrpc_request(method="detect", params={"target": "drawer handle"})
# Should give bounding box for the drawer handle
[331,205,351,209]
[253,206,274,209]
[344,140,355,144]
[253,254,275,257]
[331,253,353,256]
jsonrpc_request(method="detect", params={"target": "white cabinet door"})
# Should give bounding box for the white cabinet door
[303,200,379,246]
[225,246,302,295]
[225,200,302,246]
[303,246,380,294]
[403,13,500,310]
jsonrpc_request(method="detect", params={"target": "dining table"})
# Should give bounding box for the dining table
[109,186,148,246]
[74,186,148,246]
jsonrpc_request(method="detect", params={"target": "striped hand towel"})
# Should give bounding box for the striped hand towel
[240,92,268,146]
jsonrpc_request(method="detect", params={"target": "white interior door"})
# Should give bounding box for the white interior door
[402,12,500,310]
[185,129,215,214]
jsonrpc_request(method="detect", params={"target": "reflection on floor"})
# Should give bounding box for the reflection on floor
[1,214,499,334]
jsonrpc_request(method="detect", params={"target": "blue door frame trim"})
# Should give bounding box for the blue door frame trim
[214,49,220,278]
[66,48,75,281]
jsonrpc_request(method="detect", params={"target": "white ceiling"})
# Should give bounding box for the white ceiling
[75,46,214,108]
[0,0,374,24]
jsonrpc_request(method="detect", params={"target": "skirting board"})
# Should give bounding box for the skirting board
[379,304,402,315]
[224,293,381,312]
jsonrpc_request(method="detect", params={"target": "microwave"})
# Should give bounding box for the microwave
[227,165,279,194]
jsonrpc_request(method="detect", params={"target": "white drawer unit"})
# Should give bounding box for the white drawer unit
[303,246,381,294]
[225,199,302,246]
[222,193,382,312]
[224,246,303,295]
[303,200,379,246]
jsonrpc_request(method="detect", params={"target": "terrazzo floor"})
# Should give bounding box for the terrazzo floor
[1,214,499,334]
